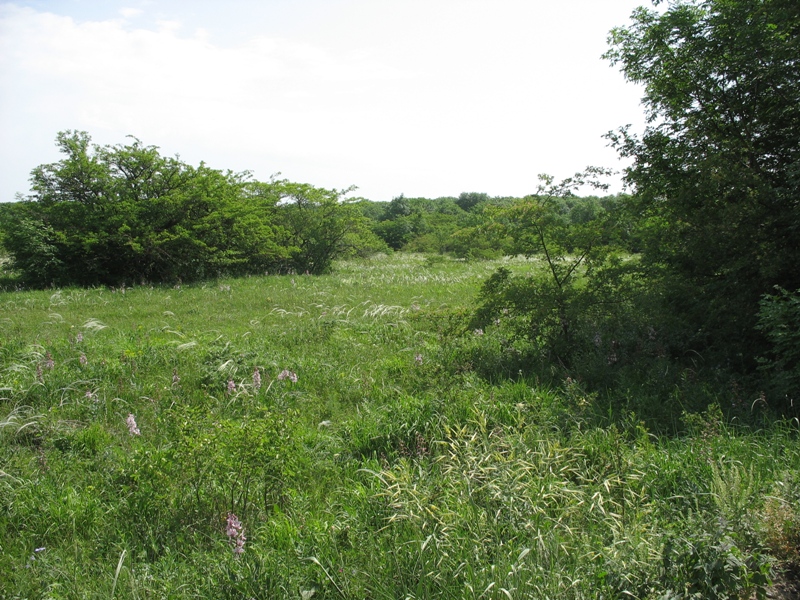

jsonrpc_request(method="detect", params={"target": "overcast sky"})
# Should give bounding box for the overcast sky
[0,0,648,203]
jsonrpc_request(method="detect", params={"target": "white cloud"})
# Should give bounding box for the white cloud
[0,1,645,202]
[119,7,142,19]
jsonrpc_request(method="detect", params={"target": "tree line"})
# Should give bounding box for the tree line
[0,131,386,286]
[0,131,631,287]
[1,0,798,415]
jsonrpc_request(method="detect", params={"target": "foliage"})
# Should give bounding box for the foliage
[0,132,380,286]
[605,0,800,368]
[471,169,641,372]
[455,191,490,212]
[252,180,387,274]
[756,287,800,405]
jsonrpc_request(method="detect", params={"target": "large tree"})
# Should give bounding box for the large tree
[605,0,800,364]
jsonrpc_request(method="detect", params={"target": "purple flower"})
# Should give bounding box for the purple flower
[225,512,246,556]
[76,332,83,343]
[277,369,298,383]
[126,413,141,436]
[414,353,423,366]
[252,368,262,391]
[79,353,88,366]
[44,352,55,369]
[227,379,236,394]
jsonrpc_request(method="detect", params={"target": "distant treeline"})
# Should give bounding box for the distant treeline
[353,190,636,259]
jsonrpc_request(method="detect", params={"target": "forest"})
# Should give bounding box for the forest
[1,0,799,597]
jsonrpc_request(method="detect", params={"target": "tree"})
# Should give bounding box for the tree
[472,169,629,368]
[605,0,800,366]
[456,192,489,212]
[1,131,289,286]
[262,181,384,274]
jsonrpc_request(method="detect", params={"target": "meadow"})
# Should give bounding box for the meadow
[1,254,798,599]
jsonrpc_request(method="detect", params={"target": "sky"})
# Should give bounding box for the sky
[0,0,649,203]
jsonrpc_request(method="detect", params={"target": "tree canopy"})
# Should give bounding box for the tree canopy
[0,131,379,286]
[605,0,800,364]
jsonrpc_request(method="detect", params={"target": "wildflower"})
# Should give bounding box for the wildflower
[36,363,43,383]
[126,413,141,436]
[79,353,88,366]
[225,512,246,556]
[252,367,262,391]
[76,332,83,343]
[172,369,180,386]
[227,379,236,394]
[85,390,96,401]
[277,369,298,383]
[414,353,423,366]
[473,328,484,336]
[44,352,55,369]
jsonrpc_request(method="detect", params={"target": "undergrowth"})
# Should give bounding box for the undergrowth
[0,254,797,599]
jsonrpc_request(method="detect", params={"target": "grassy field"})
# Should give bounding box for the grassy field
[1,254,798,599]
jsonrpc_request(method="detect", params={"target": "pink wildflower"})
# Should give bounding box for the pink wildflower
[44,352,55,369]
[79,353,88,366]
[126,413,141,436]
[277,369,298,383]
[227,379,236,394]
[76,332,83,343]
[225,512,246,556]
[172,369,180,386]
[252,368,262,391]
[414,353,423,366]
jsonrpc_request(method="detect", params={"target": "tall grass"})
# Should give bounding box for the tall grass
[0,254,797,599]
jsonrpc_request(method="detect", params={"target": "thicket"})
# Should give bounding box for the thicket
[465,0,800,419]
[0,132,384,287]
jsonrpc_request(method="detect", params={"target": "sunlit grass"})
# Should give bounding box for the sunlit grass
[0,254,796,598]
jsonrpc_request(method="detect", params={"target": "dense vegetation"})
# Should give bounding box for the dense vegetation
[1,256,798,599]
[1,0,799,597]
[0,131,385,286]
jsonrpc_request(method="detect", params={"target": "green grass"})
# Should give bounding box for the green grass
[0,254,798,599]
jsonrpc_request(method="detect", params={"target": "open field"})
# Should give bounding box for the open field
[1,254,798,599]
